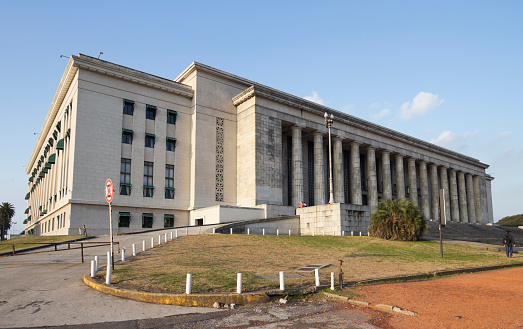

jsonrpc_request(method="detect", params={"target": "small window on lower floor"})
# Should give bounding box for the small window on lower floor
[165,187,175,199]
[118,212,131,227]
[120,183,132,195]
[142,213,153,228]
[164,214,174,228]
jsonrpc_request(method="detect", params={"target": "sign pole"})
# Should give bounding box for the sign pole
[439,189,446,259]
[105,179,115,270]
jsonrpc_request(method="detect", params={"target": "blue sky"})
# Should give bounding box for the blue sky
[1,1,522,234]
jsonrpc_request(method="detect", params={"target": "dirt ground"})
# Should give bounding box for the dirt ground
[355,266,523,329]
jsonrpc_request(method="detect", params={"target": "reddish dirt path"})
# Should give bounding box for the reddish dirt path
[356,266,523,329]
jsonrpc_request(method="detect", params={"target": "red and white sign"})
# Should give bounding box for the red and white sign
[105,179,114,203]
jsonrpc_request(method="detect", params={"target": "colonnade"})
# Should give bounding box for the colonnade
[287,126,489,224]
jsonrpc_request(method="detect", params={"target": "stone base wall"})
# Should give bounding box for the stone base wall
[254,204,296,218]
[297,203,370,236]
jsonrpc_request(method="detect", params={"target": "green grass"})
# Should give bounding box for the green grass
[109,234,519,294]
[0,235,85,253]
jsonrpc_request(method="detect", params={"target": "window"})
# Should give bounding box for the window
[118,212,131,227]
[143,161,154,197]
[142,213,153,228]
[146,105,156,120]
[145,134,155,148]
[167,110,177,124]
[164,214,174,228]
[122,129,133,144]
[165,164,174,199]
[120,158,131,195]
[123,99,134,115]
[166,138,176,152]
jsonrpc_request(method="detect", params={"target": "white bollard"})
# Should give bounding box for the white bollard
[230,228,233,234]
[121,248,126,261]
[165,233,168,243]
[176,230,178,238]
[247,228,250,235]
[277,229,279,236]
[170,231,173,240]
[213,228,216,234]
[142,240,146,251]
[360,231,362,236]
[186,274,192,294]
[90,260,96,278]
[279,271,285,290]
[289,229,291,236]
[158,235,162,245]
[331,272,335,290]
[106,251,112,285]
[315,268,320,287]
[323,230,325,236]
[333,231,335,236]
[312,230,315,237]
[342,231,345,236]
[198,227,201,235]
[151,237,154,248]
[351,231,354,236]
[263,229,265,235]
[186,227,188,235]
[237,273,242,294]
[132,244,136,257]
[94,256,99,271]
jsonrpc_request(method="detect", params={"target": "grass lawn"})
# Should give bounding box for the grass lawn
[110,234,519,294]
[0,235,85,253]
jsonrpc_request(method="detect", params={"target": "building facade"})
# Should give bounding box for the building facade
[24,54,494,235]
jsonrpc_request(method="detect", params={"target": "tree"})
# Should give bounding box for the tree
[497,214,523,227]
[368,198,427,241]
[0,202,15,241]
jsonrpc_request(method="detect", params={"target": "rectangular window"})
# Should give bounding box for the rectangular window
[146,105,156,120]
[143,161,154,197]
[122,129,133,144]
[123,99,134,115]
[164,214,174,228]
[118,212,131,227]
[165,164,174,199]
[166,138,176,152]
[167,110,177,124]
[120,158,131,195]
[145,134,155,148]
[142,213,153,228]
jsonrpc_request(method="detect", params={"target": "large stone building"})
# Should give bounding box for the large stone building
[23,54,494,236]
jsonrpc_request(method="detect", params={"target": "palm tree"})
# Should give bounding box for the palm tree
[0,202,15,241]
[368,198,427,241]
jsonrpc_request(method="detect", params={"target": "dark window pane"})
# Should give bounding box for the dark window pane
[145,136,155,148]
[123,101,134,115]
[146,106,156,120]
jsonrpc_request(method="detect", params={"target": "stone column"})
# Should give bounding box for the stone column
[395,154,405,199]
[313,132,325,206]
[291,126,303,208]
[407,158,418,206]
[449,169,460,222]
[466,173,477,223]
[382,151,392,200]
[439,167,451,222]
[333,137,344,203]
[419,161,430,220]
[479,175,488,223]
[457,171,469,223]
[367,147,378,212]
[473,176,483,223]
[430,164,439,221]
[350,141,362,205]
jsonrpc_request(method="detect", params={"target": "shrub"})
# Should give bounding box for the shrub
[497,214,523,227]
[368,199,427,241]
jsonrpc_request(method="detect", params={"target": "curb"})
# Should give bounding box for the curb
[83,275,270,307]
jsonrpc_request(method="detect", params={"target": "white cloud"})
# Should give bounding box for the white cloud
[373,108,390,119]
[431,131,460,147]
[400,92,443,119]
[303,91,324,105]
[498,131,512,140]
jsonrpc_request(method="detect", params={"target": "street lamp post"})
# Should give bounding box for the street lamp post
[324,112,335,204]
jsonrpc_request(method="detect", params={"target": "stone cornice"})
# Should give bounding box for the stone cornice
[232,85,489,170]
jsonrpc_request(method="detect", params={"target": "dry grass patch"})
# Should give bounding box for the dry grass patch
[0,235,85,253]
[110,234,517,294]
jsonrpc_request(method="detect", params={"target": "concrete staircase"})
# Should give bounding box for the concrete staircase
[424,221,523,246]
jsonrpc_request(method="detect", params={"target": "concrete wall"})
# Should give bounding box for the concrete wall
[297,203,370,236]
[189,205,265,226]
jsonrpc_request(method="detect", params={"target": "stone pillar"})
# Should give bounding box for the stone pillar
[291,126,303,208]
[313,132,325,205]
[473,176,483,223]
[419,161,430,220]
[333,137,344,203]
[395,154,405,199]
[382,151,392,200]
[449,169,460,222]
[350,141,362,205]
[479,175,488,223]
[439,167,451,222]
[430,164,439,221]
[367,147,378,213]
[466,173,477,223]
[407,158,418,206]
[457,171,469,223]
